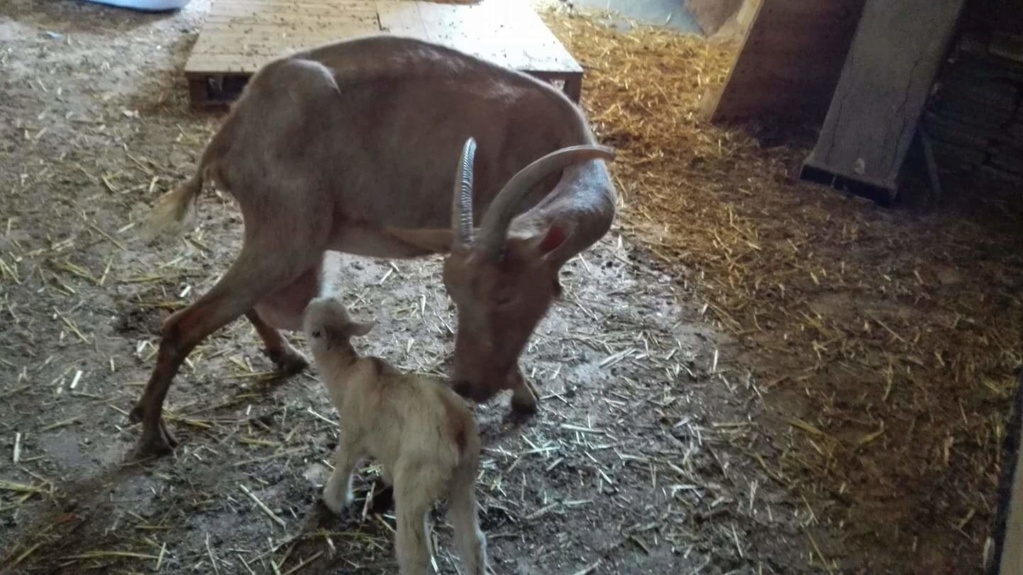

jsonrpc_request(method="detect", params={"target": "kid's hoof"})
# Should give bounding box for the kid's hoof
[321,491,350,516]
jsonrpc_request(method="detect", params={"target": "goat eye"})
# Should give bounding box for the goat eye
[496,294,514,307]
[312,330,322,338]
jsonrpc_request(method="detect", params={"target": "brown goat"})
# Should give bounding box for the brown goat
[132,35,616,456]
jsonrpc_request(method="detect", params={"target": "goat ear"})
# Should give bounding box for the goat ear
[534,225,568,257]
[347,320,375,337]
[386,227,453,253]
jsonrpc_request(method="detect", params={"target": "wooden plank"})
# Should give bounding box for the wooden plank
[204,1,377,18]
[992,372,1023,575]
[208,0,378,10]
[190,28,375,49]
[191,39,352,59]
[377,0,582,73]
[801,0,967,200]
[706,0,867,123]
[186,55,271,75]
[200,10,375,23]
[991,32,1023,63]
[184,0,583,108]
[185,0,380,76]
[194,26,375,39]
[201,15,379,28]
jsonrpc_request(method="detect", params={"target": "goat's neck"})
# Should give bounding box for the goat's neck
[317,341,362,405]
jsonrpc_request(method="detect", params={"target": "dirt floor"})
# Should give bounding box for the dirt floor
[1,1,1021,575]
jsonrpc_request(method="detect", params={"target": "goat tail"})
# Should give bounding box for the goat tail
[448,456,487,575]
[142,167,206,243]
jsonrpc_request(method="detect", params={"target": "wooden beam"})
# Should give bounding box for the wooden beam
[992,371,1023,575]
[800,0,967,203]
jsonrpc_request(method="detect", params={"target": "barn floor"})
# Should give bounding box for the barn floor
[1,1,1021,575]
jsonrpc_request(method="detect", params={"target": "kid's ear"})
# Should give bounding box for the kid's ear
[347,320,375,337]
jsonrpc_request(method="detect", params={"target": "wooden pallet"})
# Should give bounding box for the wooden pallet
[183,0,584,109]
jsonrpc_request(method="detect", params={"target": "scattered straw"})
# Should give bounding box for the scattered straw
[240,484,287,528]
[543,5,1022,569]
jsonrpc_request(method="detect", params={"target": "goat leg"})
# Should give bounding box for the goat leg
[130,235,320,457]
[322,439,362,515]
[245,310,309,374]
[130,338,185,457]
[509,366,539,415]
[448,457,487,575]
[394,485,434,575]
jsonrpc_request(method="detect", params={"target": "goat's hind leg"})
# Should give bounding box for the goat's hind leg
[448,459,487,575]
[245,310,308,374]
[130,239,321,458]
[394,467,447,575]
[246,250,345,374]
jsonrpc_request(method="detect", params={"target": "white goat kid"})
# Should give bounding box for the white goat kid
[303,296,486,575]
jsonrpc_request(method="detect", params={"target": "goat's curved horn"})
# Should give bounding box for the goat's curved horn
[451,137,478,250]
[477,145,616,257]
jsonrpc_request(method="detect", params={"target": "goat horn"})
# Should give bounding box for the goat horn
[477,145,615,257]
[451,137,477,250]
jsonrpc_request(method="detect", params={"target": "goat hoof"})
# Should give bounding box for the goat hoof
[266,346,309,375]
[128,403,144,424]
[509,397,538,416]
[320,492,348,516]
[510,377,540,415]
[132,420,178,459]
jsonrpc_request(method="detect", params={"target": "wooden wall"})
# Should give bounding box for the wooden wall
[983,0,1023,37]
[920,0,1023,186]
[923,54,1023,186]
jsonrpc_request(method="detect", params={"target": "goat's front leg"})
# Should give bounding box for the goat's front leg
[130,238,321,458]
[322,438,362,514]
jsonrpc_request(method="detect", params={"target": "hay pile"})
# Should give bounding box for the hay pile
[543,7,1023,566]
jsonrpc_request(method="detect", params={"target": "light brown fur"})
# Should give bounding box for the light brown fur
[303,296,486,575]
